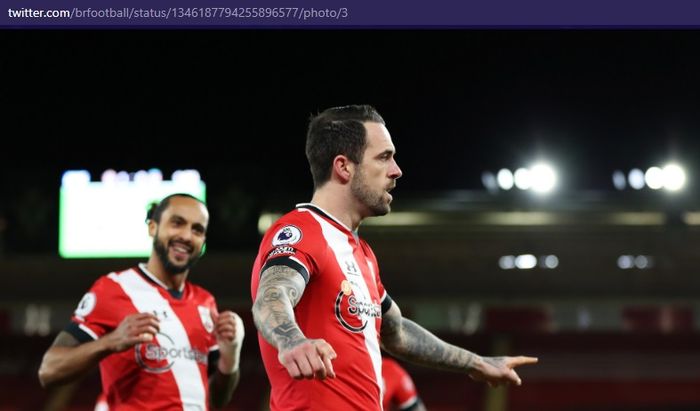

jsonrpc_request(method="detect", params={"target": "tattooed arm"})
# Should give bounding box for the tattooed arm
[252,265,337,380]
[380,301,537,386]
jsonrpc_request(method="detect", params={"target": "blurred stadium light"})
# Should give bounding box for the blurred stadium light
[484,162,557,193]
[616,164,687,192]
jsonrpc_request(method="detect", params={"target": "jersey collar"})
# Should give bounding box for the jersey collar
[137,263,186,298]
[296,203,356,234]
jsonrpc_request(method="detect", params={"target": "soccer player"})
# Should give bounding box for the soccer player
[382,357,427,411]
[39,193,244,410]
[251,105,538,410]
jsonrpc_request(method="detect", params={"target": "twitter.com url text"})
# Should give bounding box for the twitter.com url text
[7,7,350,21]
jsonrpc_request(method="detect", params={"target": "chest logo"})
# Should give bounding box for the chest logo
[135,332,208,373]
[335,280,381,333]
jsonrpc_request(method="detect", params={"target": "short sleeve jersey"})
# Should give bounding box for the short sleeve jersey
[251,204,390,411]
[68,265,219,411]
[382,358,419,411]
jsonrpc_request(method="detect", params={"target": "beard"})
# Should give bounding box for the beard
[351,168,391,217]
[153,234,201,276]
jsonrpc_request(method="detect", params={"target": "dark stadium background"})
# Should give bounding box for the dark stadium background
[2,31,700,410]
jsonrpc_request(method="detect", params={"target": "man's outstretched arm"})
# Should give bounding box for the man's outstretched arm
[252,265,336,380]
[380,301,537,386]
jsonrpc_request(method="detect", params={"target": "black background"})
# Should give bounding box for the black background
[4,30,700,251]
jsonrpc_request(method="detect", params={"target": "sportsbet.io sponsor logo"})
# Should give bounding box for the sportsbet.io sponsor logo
[135,332,208,374]
[335,280,381,333]
[271,225,302,246]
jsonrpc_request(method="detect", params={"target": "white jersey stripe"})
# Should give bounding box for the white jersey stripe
[305,210,384,406]
[108,270,207,411]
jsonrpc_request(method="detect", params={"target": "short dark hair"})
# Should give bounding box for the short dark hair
[145,193,206,223]
[305,104,385,189]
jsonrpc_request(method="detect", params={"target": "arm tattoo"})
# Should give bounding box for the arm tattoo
[381,304,476,373]
[253,265,307,351]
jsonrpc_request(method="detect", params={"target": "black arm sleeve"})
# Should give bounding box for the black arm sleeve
[260,256,310,283]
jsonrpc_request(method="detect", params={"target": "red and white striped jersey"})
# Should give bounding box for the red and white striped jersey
[382,358,419,411]
[251,203,391,411]
[69,264,219,411]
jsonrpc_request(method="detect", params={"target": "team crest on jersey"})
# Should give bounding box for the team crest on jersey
[334,280,382,333]
[74,292,96,319]
[198,306,214,333]
[271,225,302,246]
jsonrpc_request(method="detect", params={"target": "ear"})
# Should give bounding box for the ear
[148,220,157,238]
[332,154,354,184]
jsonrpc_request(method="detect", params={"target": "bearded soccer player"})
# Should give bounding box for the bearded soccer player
[39,194,244,410]
[251,105,538,410]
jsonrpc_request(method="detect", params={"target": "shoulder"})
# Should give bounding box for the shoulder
[97,267,150,291]
[87,268,133,295]
[263,209,326,250]
[271,208,322,235]
[187,282,216,304]
[72,269,135,323]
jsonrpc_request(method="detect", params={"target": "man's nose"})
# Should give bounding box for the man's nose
[390,160,403,179]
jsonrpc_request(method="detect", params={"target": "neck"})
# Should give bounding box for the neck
[310,185,364,231]
[145,255,188,290]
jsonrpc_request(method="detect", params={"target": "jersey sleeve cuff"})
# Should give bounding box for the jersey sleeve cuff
[65,322,99,343]
[400,397,421,411]
[260,256,310,283]
[381,292,393,314]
